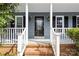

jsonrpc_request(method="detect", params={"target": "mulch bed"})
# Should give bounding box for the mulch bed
[0,44,17,56]
[60,44,78,56]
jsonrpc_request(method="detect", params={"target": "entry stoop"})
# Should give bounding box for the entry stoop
[24,41,54,56]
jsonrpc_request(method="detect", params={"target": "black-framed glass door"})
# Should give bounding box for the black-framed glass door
[35,16,44,36]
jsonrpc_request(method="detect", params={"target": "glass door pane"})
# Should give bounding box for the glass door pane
[15,16,23,28]
[57,17,62,28]
[55,16,64,33]
[35,16,44,36]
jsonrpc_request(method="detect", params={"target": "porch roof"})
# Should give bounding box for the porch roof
[53,3,79,12]
[28,3,79,13]
[28,3,50,12]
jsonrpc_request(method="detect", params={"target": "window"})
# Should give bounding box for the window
[15,16,24,28]
[76,16,79,27]
[57,17,62,27]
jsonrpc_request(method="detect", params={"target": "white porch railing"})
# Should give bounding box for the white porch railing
[51,29,60,56]
[0,28,24,44]
[51,28,74,56]
[53,28,74,41]
[17,28,28,56]
[51,29,57,56]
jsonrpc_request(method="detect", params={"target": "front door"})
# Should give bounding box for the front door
[55,16,64,33]
[35,16,44,36]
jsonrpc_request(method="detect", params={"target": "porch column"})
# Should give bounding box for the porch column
[50,3,55,55]
[55,33,60,56]
[26,3,28,44]
[50,3,60,56]
[50,3,53,43]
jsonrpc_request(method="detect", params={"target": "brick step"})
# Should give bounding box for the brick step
[24,47,53,56]
[24,41,54,56]
[27,42,52,48]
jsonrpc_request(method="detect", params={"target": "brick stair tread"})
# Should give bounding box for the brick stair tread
[24,42,54,56]
[27,42,51,48]
[25,47,54,56]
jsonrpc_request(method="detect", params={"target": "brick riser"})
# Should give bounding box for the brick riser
[24,43,54,56]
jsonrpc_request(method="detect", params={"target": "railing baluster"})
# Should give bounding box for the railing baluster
[13,28,14,43]
[11,29,12,43]
[2,29,3,43]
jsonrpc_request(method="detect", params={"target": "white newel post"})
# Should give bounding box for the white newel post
[17,34,22,56]
[55,33,61,56]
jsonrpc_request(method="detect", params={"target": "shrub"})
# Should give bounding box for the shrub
[67,28,79,41]
[66,28,79,50]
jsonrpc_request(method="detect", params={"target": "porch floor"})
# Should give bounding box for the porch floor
[24,41,54,56]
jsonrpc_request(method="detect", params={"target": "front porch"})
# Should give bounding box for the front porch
[0,3,79,56]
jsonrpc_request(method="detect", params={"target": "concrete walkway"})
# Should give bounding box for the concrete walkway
[24,41,54,56]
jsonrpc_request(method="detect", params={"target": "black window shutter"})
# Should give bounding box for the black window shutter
[23,16,26,27]
[53,16,55,28]
[10,20,15,28]
[64,16,68,28]
[72,16,76,27]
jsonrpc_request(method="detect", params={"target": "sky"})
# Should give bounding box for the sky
[0,0,79,3]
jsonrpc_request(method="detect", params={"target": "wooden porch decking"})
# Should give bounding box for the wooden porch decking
[24,41,54,56]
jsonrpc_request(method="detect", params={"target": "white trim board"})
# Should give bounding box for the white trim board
[60,39,74,44]
[29,39,50,43]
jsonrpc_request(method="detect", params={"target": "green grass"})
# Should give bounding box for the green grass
[0,53,16,56]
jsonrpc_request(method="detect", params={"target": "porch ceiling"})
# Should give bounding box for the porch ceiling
[53,3,79,12]
[28,3,50,12]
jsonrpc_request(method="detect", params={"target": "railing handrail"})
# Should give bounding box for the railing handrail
[0,28,25,29]
[21,28,27,36]
[53,28,72,29]
[17,27,27,56]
